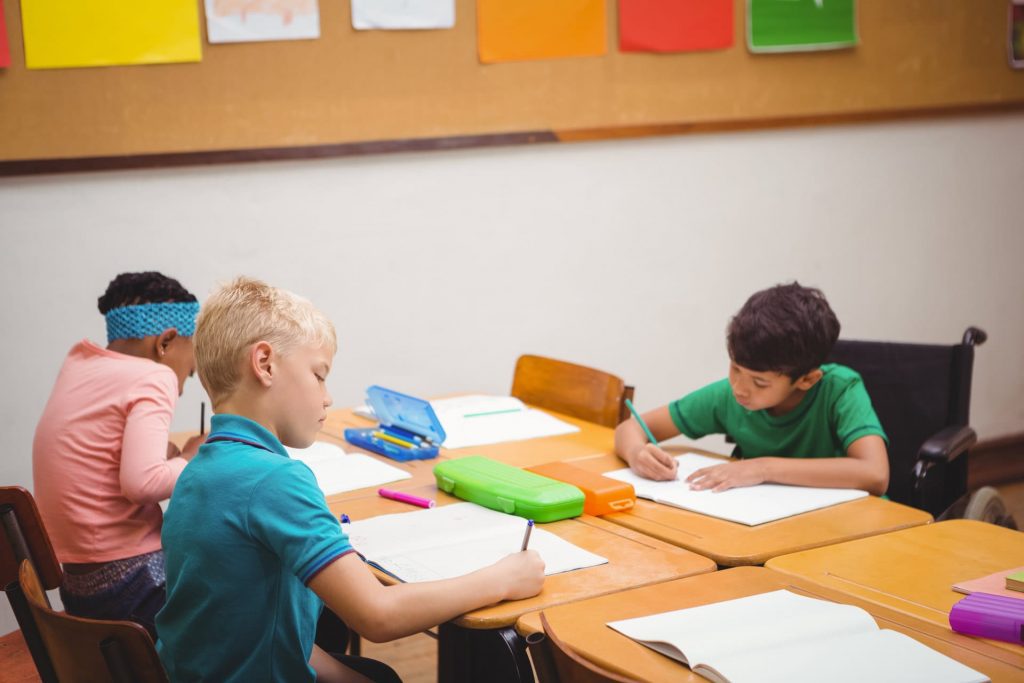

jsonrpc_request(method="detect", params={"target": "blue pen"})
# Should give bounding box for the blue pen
[520,519,534,551]
[624,398,658,445]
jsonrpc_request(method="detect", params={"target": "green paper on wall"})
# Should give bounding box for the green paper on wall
[747,0,857,53]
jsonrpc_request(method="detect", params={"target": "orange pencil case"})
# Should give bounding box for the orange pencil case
[525,461,635,516]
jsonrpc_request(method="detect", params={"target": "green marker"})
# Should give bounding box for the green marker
[624,398,657,445]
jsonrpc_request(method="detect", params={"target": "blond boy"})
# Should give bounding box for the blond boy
[156,278,544,683]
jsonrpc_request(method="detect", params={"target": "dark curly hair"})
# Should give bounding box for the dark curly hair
[97,272,197,315]
[727,282,840,381]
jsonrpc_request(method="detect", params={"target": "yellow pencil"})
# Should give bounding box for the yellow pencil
[372,431,415,449]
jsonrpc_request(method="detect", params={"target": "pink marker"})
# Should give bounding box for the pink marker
[378,488,436,509]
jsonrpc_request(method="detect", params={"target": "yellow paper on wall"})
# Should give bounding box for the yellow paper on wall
[477,0,606,64]
[22,0,202,69]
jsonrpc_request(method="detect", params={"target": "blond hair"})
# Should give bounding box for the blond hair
[194,277,336,405]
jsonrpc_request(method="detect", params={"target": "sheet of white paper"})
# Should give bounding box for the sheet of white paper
[205,0,320,43]
[711,629,989,683]
[609,590,875,669]
[605,453,867,526]
[345,502,607,582]
[352,0,454,30]
[430,395,579,449]
[286,441,410,495]
[608,591,988,683]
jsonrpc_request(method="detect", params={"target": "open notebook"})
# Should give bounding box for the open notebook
[608,590,988,683]
[605,453,867,525]
[354,395,580,449]
[285,441,411,496]
[344,502,607,583]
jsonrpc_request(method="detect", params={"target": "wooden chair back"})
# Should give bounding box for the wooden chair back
[511,355,633,428]
[19,560,169,683]
[1,486,62,589]
[2,486,64,682]
[529,612,642,683]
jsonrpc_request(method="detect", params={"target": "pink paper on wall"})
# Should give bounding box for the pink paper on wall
[0,0,11,68]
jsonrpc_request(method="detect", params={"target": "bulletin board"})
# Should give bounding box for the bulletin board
[0,0,1022,174]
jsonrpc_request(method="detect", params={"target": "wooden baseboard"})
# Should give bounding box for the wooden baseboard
[969,431,1024,489]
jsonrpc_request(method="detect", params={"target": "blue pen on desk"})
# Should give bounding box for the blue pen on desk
[520,519,534,551]
[624,398,658,445]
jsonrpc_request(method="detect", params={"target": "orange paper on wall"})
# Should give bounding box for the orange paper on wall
[619,0,732,53]
[477,0,606,64]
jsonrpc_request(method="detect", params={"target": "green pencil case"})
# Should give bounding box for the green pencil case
[433,456,585,523]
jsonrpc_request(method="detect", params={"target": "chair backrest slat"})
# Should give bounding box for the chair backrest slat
[19,559,169,683]
[511,355,630,429]
[0,486,62,589]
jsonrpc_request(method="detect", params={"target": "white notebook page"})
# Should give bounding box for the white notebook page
[345,502,607,582]
[605,453,867,525]
[286,441,411,495]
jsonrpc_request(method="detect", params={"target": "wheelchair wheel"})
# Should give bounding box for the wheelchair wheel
[964,486,1018,529]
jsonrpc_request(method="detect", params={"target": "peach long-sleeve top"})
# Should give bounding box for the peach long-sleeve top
[33,340,187,563]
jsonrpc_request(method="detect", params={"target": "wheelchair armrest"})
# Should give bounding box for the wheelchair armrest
[918,425,976,464]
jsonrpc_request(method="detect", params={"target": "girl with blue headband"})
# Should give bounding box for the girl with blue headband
[33,271,203,639]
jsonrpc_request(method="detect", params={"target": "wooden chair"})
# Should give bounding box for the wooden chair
[511,355,634,429]
[19,559,169,683]
[526,612,642,683]
[1,485,62,683]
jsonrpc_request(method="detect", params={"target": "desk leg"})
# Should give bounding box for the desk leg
[438,623,534,683]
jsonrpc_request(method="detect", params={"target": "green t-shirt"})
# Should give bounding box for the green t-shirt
[668,363,887,459]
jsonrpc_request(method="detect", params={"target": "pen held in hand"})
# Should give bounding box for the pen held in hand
[624,398,657,445]
[520,519,534,551]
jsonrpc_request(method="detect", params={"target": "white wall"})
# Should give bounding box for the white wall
[2,112,1023,635]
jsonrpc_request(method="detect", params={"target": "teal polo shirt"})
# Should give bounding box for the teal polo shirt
[156,414,353,682]
[669,363,887,459]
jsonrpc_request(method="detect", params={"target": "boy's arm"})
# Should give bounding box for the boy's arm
[686,435,890,495]
[614,405,682,480]
[308,549,544,643]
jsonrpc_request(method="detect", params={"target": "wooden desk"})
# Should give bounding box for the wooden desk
[172,428,441,501]
[568,451,934,567]
[323,405,613,468]
[327,483,716,630]
[766,519,1024,661]
[516,566,1024,682]
[329,481,715,682]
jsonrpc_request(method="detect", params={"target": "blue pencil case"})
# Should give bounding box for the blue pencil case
[344,386,445,462]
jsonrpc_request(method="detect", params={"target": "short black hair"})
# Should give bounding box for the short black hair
[726,282,840,381]
[97,272,197,315]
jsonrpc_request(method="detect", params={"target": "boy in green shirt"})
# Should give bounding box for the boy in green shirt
[615,283,889,495]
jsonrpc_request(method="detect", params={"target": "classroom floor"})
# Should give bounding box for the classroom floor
[3,482,1022,683]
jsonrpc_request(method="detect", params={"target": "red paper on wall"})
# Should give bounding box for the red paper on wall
[0,0,11,68]
[619,0,733,53]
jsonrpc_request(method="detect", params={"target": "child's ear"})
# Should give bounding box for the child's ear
[795,368,824,391]
[250,341,274,388]
[156,329,179,358]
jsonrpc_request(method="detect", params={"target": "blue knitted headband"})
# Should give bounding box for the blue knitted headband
[105,302,200,343]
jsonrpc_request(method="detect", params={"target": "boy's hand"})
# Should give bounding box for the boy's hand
[686,459,765,492]
[180,434,208,460]
[494,550,545,601]
[630,444,679,481]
